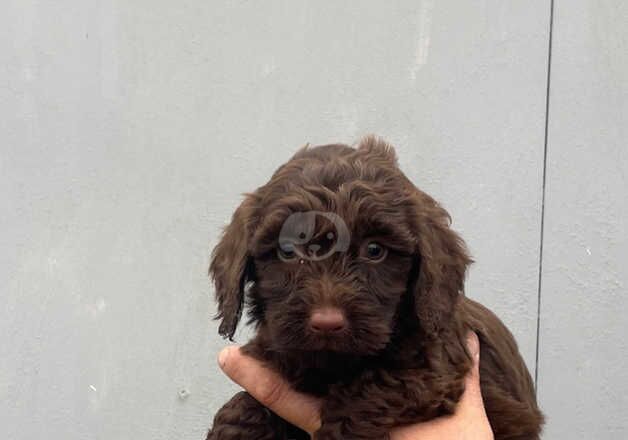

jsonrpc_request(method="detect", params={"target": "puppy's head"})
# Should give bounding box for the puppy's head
[210,136,471,355]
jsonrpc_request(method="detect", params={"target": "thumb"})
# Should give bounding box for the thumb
[218,346,322,435]
[457,332,487,415]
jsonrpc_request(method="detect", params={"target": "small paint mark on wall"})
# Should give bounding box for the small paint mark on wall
[410,0,434,81]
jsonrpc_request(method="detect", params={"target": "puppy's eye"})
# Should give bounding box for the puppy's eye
[277,242,297,262]
[362,242,387,262]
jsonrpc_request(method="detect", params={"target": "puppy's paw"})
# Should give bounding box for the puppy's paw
[206,391,281,440]
[313,422,389,440]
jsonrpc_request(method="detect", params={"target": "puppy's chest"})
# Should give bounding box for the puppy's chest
[282,355,367,396]
[287,356,419,397]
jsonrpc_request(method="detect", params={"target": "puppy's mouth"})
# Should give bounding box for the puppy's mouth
[268,306,392,355]
[308,329,349,345]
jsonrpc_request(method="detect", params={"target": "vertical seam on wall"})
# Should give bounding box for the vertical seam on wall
[535,0,555,394]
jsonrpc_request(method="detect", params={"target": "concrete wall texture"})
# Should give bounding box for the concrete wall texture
[1,1,626,439]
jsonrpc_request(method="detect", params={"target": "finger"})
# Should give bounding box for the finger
[457,331,486,414]
[466,331,481,376]
[218,346,322,435]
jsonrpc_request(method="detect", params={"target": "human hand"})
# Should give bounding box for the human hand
[217,332,493,439]
[390,332,494,440]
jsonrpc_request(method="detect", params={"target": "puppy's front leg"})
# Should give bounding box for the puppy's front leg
[207,391,294,440]
[314,367,467,440]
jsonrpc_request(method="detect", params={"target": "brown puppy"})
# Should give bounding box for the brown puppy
[206,136,544,440]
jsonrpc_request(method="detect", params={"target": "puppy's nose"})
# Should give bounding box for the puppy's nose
[309,307,347,333]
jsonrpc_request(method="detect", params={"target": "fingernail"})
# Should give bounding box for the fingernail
[467,332,480,360]
[218,347,232,369]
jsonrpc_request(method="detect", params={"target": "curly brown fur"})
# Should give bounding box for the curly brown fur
[206,136,544,440]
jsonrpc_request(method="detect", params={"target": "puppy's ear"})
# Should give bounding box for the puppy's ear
[209,193,258,340]
[356,135,399,166]
[410,192,472,338]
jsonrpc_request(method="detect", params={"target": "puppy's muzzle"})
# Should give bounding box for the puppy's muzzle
[308,307,348,334]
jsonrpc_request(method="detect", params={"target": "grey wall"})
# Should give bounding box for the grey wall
[537,1,628,438]
[0,1,625,439]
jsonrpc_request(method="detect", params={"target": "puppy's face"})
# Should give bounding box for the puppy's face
[250,201,416,354]
[210,138,470,355]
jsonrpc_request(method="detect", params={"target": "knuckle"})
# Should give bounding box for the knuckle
[256,377,285,407]
[303,411,322,436]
